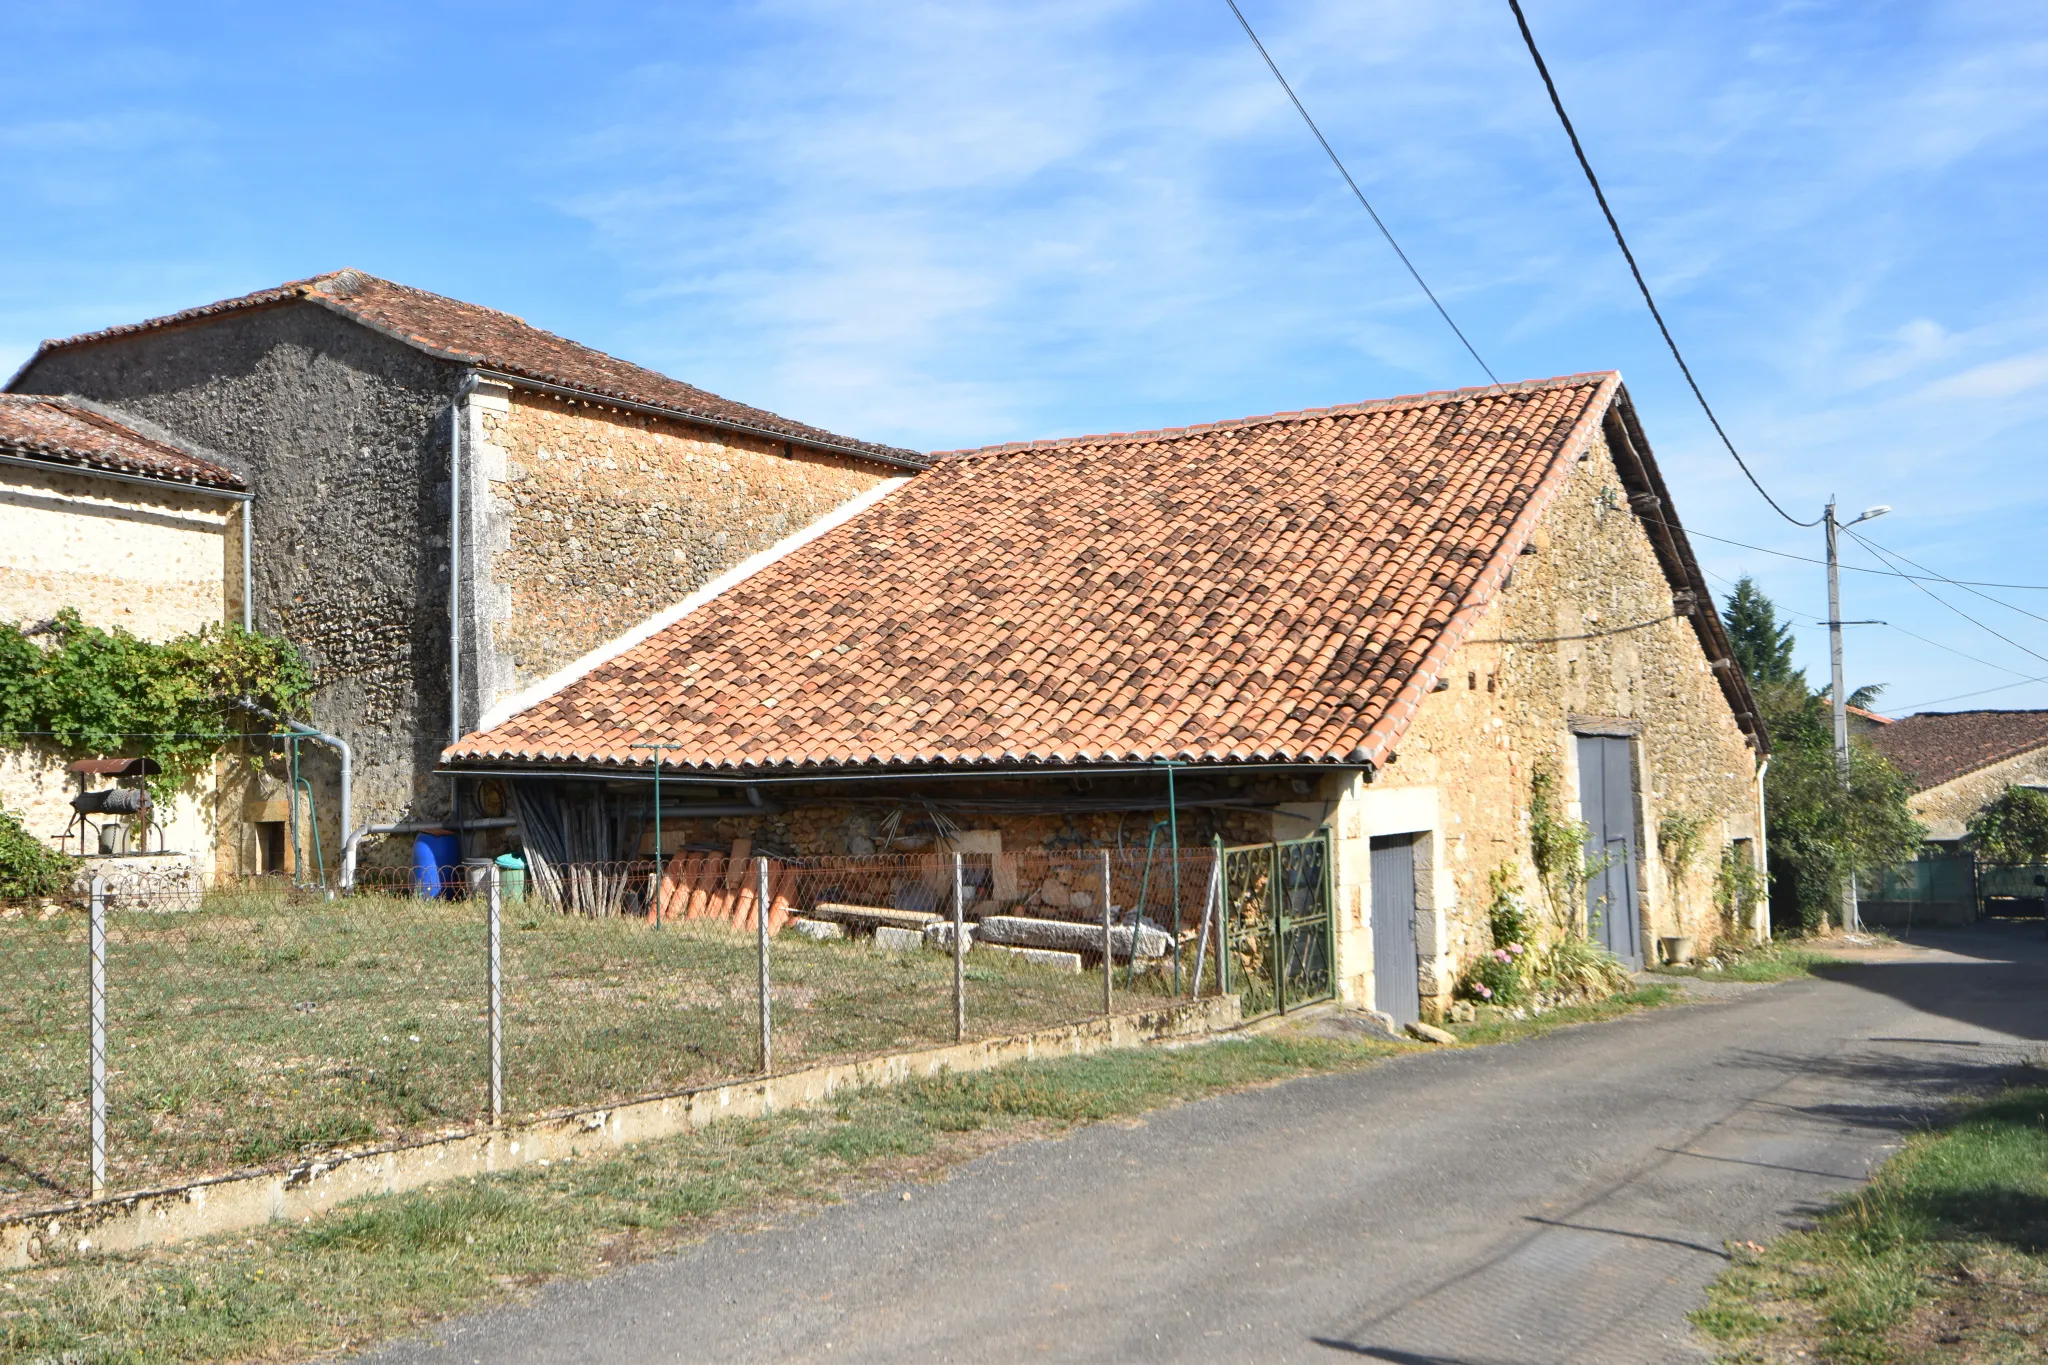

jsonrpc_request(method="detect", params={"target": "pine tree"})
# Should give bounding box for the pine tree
[1723,575,1799,688]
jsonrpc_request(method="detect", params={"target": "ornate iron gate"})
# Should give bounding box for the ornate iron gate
[1218,831,1335,1017]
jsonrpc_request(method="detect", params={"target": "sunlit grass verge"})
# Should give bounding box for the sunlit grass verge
[0,1033,1397,1365]
[1696,1077,2048,1364]
[1649,941,1842,985]
[1445,984,1683,1047]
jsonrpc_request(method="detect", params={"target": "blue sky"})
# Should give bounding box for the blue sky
[4,1,2046,714]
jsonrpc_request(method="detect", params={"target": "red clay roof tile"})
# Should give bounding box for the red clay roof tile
[25,270,920,467]
[1866,710,2048,791]
[449,374,1627,775]
[0,395,244,492]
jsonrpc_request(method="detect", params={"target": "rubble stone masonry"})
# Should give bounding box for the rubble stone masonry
[1328,424,1763,1010]
[467,389,891,719]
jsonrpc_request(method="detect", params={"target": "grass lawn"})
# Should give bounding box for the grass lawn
[1697,1076,2048,1363]
[0,1032,1401,1365]
[1646,939,1844,984]
[0,890,1132,1216]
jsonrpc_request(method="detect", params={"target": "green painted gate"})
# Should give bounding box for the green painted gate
[1217,832,1335,1018]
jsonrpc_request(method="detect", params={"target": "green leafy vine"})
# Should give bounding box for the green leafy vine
[0,609,313,800]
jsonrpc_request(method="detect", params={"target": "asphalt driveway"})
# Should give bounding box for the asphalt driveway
[361,922,2047,1365]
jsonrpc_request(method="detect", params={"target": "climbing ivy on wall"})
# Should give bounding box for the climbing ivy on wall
[0,610,313,797]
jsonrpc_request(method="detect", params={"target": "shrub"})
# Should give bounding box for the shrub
[1967,785,2048,864]
[1461,864,1536,1005]
[0,610,312,801]
[1532,932,1633,1003]
[0,806,77,899]
[1458,944,1528,1006]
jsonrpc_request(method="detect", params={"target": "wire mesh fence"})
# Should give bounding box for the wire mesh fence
[0,844,1227,1218]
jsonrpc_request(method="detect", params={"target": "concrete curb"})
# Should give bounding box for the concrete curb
[1,995,1242,1268]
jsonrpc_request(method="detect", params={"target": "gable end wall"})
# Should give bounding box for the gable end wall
[1325,425,1762,1011]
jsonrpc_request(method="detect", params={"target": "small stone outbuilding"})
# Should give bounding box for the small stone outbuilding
[446,373,1769,1019]
[0,395,249,882]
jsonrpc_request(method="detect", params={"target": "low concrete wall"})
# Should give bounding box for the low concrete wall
[1,994,1241,1268]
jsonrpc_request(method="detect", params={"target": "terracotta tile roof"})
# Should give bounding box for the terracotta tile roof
[0,395,244,493]
[1866,710,2048,791]
[1846,704,1892,725]
[21,270,922,468]
[448,373,1652,775]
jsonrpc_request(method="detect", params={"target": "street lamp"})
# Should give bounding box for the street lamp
[1826,500,1889,932]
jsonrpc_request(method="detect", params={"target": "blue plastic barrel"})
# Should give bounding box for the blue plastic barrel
[413,831,461,898]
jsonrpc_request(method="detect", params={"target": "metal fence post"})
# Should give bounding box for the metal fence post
[757,856,772,1074]
[1272,841,1286,1015]
[1215,835,1230,998]
[88,876,107,1200]
[952,852,967,1043]
[488,864,503,1124]
[1100,850,1113,1017]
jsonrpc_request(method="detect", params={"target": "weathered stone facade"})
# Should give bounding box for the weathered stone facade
[0,462,237,639]
[1323,424,1764,1012]
[461,387,889,721]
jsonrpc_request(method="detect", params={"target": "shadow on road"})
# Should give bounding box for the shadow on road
[1309,1341,1490,1364]
[1811,921,2048,1043]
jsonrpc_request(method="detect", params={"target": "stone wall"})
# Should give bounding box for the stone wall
[0,463,234,640]
[1329,423,1763,1011]
[1906,746,2048,842]
[461,388,892,723]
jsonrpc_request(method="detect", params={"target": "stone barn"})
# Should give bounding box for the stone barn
[444,373,1770,1020]
[8,270,924,878]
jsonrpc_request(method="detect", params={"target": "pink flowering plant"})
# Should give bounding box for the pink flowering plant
[1458,865,1534,1006]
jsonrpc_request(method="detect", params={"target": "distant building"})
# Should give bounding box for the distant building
[1864,709,2048,845]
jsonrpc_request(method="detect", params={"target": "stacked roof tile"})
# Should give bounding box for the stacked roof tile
[1865,710,2048,791]
[23,270,921,467]
[0,395,244,492]
[448,373,1650,775]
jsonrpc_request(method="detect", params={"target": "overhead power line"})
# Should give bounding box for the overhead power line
[1843,528,2048,669]
[1224,0,1501,386]
[1878,622,2036,683]
[1844,528,2048,629]
[1505,0,1818,529]
[1894,674,2048,712]
[1654,515,2048,590]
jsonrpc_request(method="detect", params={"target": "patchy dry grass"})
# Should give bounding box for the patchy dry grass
[1697,1076,2048,1363]
[0,894,1131,1215]
[0,1032,1397,1365]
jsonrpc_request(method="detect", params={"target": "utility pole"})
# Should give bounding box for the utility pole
[1825,498,1890,934]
